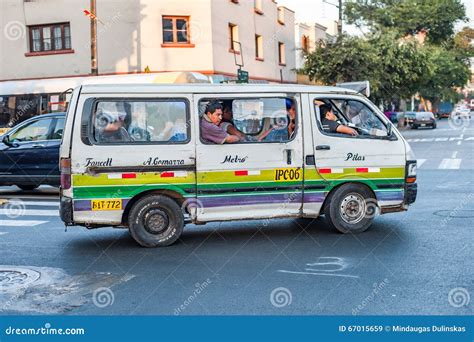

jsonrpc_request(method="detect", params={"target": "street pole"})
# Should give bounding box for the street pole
[337,0,342,36]
[90,0,98,76]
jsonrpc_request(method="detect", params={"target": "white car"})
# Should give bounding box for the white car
[453,106,471,119]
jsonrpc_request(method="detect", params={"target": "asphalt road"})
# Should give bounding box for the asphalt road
[0,119,472,315]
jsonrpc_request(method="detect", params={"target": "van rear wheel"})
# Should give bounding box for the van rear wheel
[128,195,184,247]
[324,183,377,234]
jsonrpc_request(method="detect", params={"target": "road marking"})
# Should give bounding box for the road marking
[277,270,360,279]
[0,209,58,216]
[438,159,461,169]
[0,220,47,227]
[0,232,8,235]
[417,159,426,168]
[457,141,462,145]
[451,151,458,159]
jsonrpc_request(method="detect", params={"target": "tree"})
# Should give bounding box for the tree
[418,45,471,108]
[344,0,467,44]
[300,32,431,104]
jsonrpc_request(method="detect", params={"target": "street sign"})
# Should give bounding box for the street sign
[237,69,249,83]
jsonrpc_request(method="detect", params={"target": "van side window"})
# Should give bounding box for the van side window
[92,100,189,144]
[199,97,296,144]
[315,99,388,138]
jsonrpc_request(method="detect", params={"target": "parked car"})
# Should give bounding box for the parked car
[0,113,65,190]
[410,111,436,129]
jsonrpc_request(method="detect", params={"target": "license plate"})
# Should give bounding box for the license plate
[421,124,426,127]
[91,199,122,211]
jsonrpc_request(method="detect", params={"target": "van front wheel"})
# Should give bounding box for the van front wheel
[324,184,377,234]
[128,195,184,247]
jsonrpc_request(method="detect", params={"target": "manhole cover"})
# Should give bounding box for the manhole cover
[0,267,41,290]
[433,210,474,218]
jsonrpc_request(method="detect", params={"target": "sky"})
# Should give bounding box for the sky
[277,0,474,35]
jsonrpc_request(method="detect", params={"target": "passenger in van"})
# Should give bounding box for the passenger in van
[220,103,246,140]
[201,101,240,144]
[319,104,358,136]
[259,99,295,142]
[96,111,132,142]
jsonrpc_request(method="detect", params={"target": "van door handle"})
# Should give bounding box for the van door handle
[315,145,330,150]
[32,144,45,148]
[285,149,292,165]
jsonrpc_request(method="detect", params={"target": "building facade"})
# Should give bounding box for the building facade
[0,0,296,83]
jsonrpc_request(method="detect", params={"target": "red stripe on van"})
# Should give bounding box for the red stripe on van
[356,168,369,173]
[122,173,136,179]
[161,172,175,178]
[235,170,249,176]
[318,168,332,174]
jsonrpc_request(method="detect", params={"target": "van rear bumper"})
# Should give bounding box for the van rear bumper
[60,196,74,225]
[405,182,417,205]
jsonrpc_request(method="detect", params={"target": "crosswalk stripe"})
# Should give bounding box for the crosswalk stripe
[0,232,8,235]
[438,158,462,169]
[0,220,47,227]
[0,209,58,216]
[417,159,426,168]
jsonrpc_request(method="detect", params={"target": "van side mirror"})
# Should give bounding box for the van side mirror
[2,134,18,147]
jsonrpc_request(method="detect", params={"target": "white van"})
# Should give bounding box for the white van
[60,84,417,247]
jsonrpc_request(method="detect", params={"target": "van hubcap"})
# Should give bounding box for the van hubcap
[340,193,366,224]
[144,209,169,234]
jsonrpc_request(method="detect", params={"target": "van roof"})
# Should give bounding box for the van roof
[80,83,360,95]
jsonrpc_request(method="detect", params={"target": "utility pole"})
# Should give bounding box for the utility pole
[323,0,343,36]
[90,0,98,76]
[337,0,342,36]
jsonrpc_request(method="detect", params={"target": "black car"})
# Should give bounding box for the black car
[0,113,65,190]
[410,111,436,129]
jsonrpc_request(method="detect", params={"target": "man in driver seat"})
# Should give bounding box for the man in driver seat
[320,104,358,136]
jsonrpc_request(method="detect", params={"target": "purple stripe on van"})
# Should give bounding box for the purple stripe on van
[375,190,404,201]
[200,193,303,208]
[303,192,326,203]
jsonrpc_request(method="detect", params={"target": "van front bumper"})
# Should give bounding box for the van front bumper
[405,182,417,205]
[60,196,74,225]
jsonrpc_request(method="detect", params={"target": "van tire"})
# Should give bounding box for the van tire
[128,195,184,247]
[324,183,377,234]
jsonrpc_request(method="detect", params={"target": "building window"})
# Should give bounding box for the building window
[28,23,71,53]
[255,35,263,60]
[229,23,240,52]
[277,7,285,25]
[301,35,309,52]
[254,0,263,14]
[162,16,190,45]
[278,42,286,65]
